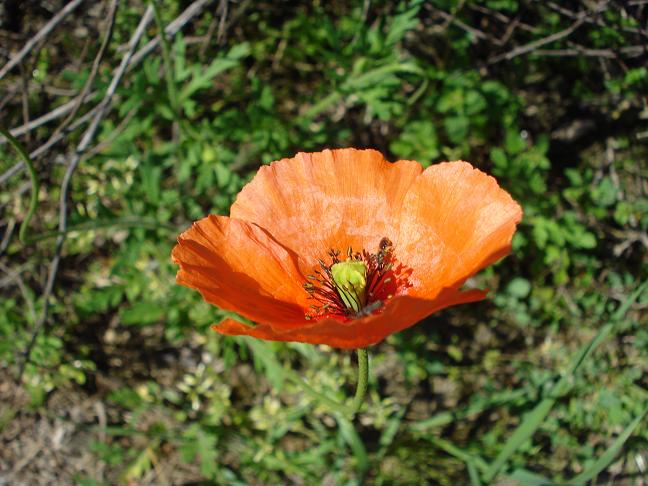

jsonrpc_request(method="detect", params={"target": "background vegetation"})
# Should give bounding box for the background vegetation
[0,0,646,484]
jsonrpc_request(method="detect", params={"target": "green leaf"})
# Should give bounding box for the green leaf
[508,469,553,485]
[569,408,647,485]
[444,115,469,143]
[247,340,285,390]
[197,430,219,478]
[591,177,617,207]
[467,461,483,486]
[411,388,527,431]
[122,445,155,481]
[121,301,165,326]
[572,231,597,249]
[507,278,531,298]
[336,414,369,477]
[484,398,556,482]
[490,147,508,169]
[483,280,648,482]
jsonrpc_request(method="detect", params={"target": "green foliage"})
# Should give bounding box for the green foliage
[1,0,646,484]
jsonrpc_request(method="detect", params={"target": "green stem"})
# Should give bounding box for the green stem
[150,0,179,118]
[284,368,353,416]
[351,348,369,414]
[0,127,39,245]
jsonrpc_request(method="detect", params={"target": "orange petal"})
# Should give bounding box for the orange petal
[172,215,310,328]
[230,148,422,274]
[396,161,522,299]
[212,288,486,349]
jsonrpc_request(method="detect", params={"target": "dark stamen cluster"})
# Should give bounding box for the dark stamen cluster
[364,237,395,304]
[303,237,400,321]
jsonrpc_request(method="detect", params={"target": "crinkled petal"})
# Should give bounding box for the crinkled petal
[212,288,486,349]
[172,215,309,328]
[230,148,422,273]
[396,161,522,299]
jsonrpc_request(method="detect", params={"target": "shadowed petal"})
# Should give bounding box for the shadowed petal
[172,215,310,328]
[212,288,486,349]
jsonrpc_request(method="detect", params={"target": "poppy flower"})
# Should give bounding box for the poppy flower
[172,148,522,349]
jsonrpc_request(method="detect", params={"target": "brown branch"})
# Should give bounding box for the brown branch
[80,106,138,161]
[427,5,490,43]
[43,0,121,151]
[488,15,588,64]
[468,4,539,34]
[0,262,36,324]
[534,44,647,59]
[17,5,155,382]
[0,104,101,186]
[0,0,212,183]
[546,1,648,38]
[128,0,212,67]
[0,96,92,143]
[0,0,85,80]
[0,219,17,254]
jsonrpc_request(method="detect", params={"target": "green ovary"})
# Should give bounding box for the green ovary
[331,260,367,312]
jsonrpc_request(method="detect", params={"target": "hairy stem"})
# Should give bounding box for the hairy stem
[351,348,369,414]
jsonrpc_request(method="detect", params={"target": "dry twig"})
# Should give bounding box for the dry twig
[0,0,85,80]
[1,0,212,184]
[488,15,588,64]
[42,0,121,152]
[17,6,155,382]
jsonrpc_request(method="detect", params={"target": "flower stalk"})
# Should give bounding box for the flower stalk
[351,348,369,415]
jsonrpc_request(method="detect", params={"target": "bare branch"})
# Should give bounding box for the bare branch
[488,16,588,64]
[129,0,212,67]
[427,5,490,43]
[534,45,647,59]
[0,0,85,81]
[0,96,92,143]
[1,0,212,183]
[468,4,539,34]
[0,262,36,324]
[0,104,101,186]
[0,219,16,254]
[42,0,121,156]
[17,5,155,382]
[546,1,648,38]
[80,106,138,161]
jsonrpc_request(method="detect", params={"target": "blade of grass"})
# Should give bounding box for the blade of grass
[411,388,527,431]
[284,368,353,416]
[508,469,553,486]
[484,397,556,482]
[467,460,483,486]
[243,336,353,414]
[336,413,369,479]
[568,408,647,485]
[150,0,179,117]
[376,406,407,462]
[484,280,648,482]
[0,126,39,245]
[427,436,553,484]
[247,340,285,390]
[427,436,489,471]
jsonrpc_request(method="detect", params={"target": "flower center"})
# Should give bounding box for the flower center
[331,260,367,312]
[303,237,409,321]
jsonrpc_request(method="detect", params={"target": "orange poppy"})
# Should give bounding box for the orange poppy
[172,148,522,349]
